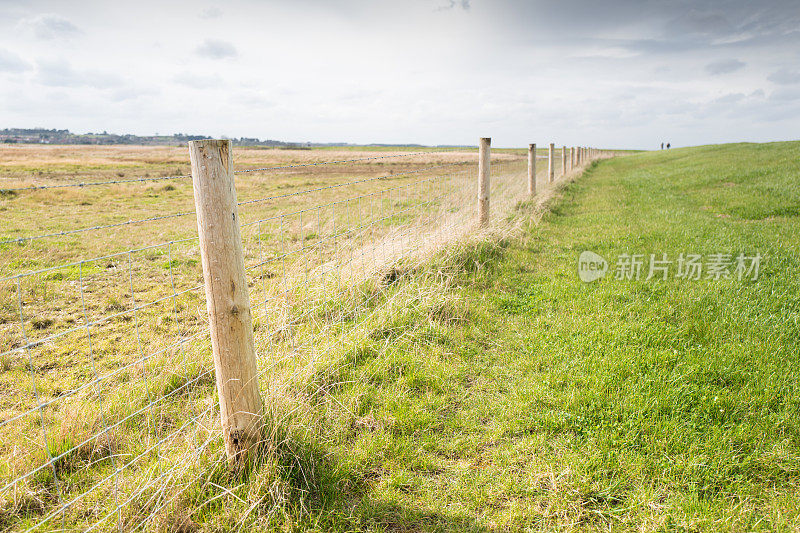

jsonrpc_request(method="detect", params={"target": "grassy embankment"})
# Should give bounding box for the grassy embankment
[231,141,799,532]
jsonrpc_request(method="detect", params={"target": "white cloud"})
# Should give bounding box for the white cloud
[19,13,81,40]
[36,59,123,89]
[0,49,31,72]
[173,72,224,89]
[195,39,237,59]
[574,46,640,59]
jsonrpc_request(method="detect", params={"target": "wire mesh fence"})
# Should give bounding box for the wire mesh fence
[0,143,604,531]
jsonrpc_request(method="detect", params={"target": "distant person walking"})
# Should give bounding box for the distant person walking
[661,142,664,150]
[666,143,671,149]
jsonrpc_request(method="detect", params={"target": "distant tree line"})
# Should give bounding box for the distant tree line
[0,128,315,147]
[0,128,473,149]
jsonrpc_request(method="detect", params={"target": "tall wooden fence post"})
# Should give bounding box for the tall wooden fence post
[478,137,491,227]
[527,143,536,197]
[570,147,575,170]
[548,143,554,183]
[189,139,264,465]
[561,145,567,176]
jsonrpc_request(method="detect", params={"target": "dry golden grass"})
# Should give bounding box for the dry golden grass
[0,143,594,531]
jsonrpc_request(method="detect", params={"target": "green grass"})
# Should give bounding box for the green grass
[252,142,798,531]
[3,142,798,531]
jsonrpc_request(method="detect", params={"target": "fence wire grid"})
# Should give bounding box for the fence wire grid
[0,144,603,531]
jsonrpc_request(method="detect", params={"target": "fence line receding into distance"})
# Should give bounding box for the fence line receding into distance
[0,140,607,531]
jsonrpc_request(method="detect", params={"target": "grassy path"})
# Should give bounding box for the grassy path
[293,142,800,532]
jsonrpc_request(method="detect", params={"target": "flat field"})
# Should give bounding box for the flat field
[0,143,543,531]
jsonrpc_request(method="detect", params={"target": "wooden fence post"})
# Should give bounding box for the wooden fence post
[570,147,575,170]
[528,143,536,197]
[189,139,264,465]
[478,137,491,227]
[561,145,567,176]
[548,143,554,183]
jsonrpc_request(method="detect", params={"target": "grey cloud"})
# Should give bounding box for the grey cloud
[713,93,746,105]
[200,7,223,19]
[770,87,800,102]
[656,2,799,47]
[767,68,800,85]
[705,59,745,75]
[0,49,31,73]
[36,59,123,89]
[436,0,470,11]
[19,13,81,40]
[489,0,799,56]
[195,39,238,59]
[664,9,734,40]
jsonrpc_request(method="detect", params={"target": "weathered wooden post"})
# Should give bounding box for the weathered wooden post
[478,137,491,227]
[548,143,554,183]
[561,145,567,176]
[189,139,264,465]
[527,143,536,197]
[570,147,575,170]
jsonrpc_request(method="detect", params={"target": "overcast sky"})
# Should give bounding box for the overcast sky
[0,0,798,148]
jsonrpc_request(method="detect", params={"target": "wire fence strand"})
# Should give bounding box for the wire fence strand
[0,144,607,532]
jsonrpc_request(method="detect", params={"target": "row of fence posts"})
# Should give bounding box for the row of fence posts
[480,138,600,227]
[188,138,603,463]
